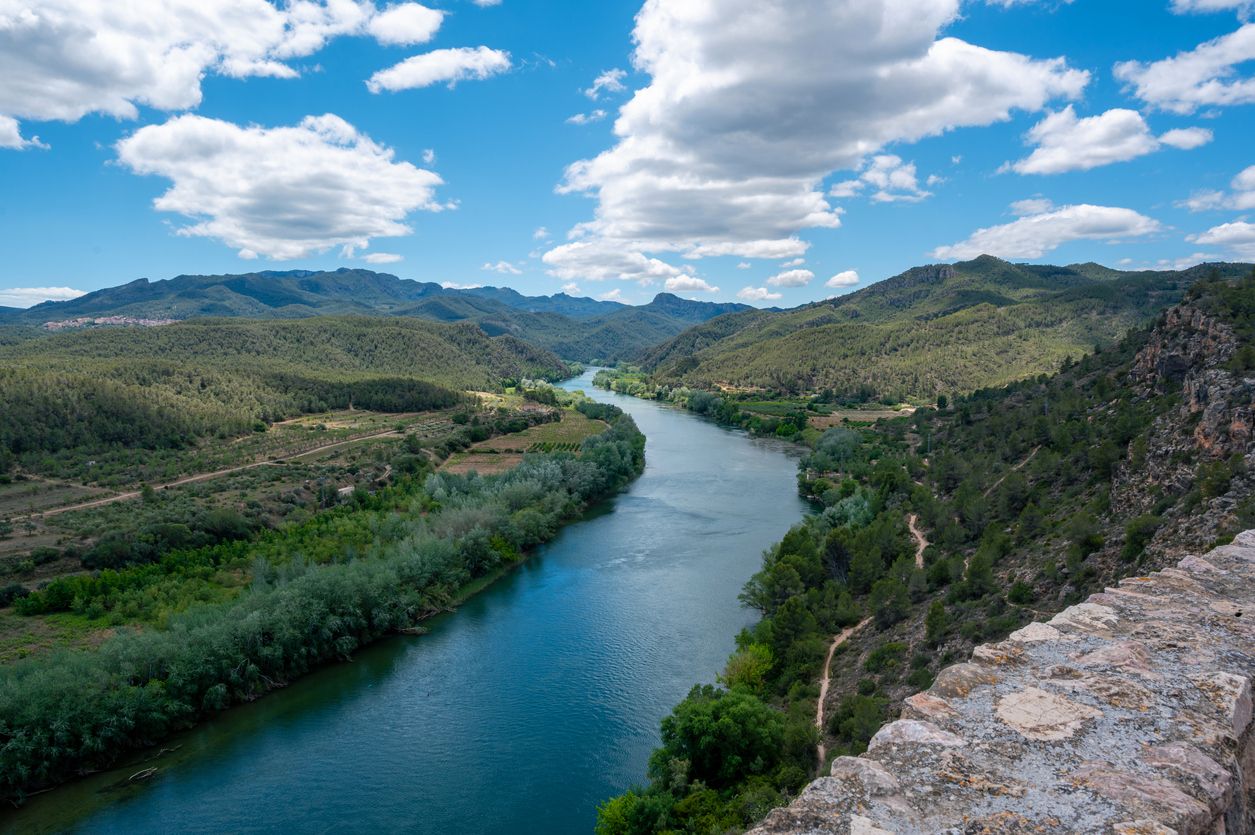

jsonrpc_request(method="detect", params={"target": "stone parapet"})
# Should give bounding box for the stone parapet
[751,532,1255,835]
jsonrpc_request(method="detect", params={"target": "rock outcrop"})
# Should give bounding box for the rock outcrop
[750,532,1255,835]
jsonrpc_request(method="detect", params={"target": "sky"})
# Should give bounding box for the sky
[1,0,1254,309]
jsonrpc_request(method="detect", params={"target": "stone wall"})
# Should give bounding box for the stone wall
[751,532,1255,835]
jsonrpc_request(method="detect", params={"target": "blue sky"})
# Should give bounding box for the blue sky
[1,0,1254,309]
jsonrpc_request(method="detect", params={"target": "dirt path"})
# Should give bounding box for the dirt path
[981,445,1041,498]
[815,617,872,769]
[14,427,404,521]
[907,513,929,569]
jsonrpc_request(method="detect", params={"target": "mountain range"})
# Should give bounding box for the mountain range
[641,255,1254,401]
[0,268,749,364]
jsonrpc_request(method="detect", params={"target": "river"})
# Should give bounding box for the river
[4,369,809,834]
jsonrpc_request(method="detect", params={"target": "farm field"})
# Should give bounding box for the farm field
[441,409,606,475]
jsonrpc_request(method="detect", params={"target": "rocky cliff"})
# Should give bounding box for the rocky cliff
[1115,299,1255,559]
[751,533,1255,835]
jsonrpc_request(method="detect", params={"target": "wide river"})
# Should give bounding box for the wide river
[5,369,808,834]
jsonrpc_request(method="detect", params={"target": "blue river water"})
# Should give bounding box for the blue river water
[4,369,808,834]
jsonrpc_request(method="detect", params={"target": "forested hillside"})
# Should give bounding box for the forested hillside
[0,268,747,363]
[598,269,1255,834]
[0,317,566,474]
[641,256,1253,402]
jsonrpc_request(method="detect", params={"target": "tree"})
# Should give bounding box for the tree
[649,685,786,791]
[925,600,949,644]
[869,576,909,629]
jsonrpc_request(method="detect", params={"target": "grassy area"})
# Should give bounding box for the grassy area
[441,409,606,475]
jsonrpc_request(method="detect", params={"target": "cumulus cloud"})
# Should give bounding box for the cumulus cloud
[0,115,44,150]
[1003,106,1212,174]
[826,270,860,287]
[1189,220,1255,258]
[0,286,87,308]
[561,282,581,294]
[599,287,623,301]
[665,276,720,293]
[932,201,1163,260]
[585,69,627,100]
[546,0,1086,280]
[1171,0,1254,17]
[472,0,502,6]
[441,281,483,289]
[368,3,445,45]
[533,226,551,240]
[767,269,815,288]
[737,286,782,302]
[1181,164,1255,211]
[0,1,446,144]
[542,239,689,284]
[831,155,935,202]
[1115,24,1255,113]
[482,261,522,274]
[367,46,511,92]
[116,113,445,260]
[567,110,608,125]
[363,252,404,264]
[736,262,752,270]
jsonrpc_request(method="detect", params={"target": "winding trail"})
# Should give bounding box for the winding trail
[908,513,929,569]
[13,427,404,521]
[815,617,872,769]
[981,445,1041,498]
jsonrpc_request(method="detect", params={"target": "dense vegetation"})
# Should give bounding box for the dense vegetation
[597,270,1255,834]
[641,256,1253,402]
[593,368,819,443]
[0,317,567,475]
[0,397,645,802]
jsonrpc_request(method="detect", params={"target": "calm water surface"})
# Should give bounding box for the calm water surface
[4,369,808,834]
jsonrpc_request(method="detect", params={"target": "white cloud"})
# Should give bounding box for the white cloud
[368,4,445,45]
[665,276,720,293]
[116,113,444,260]
[1115,23,1255,113]
[598,287,623,301]
[548,0,1086,278]
[1003,106,1211,175]
[985,0,1074,5]
[933,202,1163,260]
[0,115,44,150]
[363,252,404,264]
[367,46,511,92]
[737,286,783,302]
[566,110,608,125]
[482,261,522,274]
[1010,197,1055,216]
[736,261,752,270]
[1160,127,1215,149]
[767,269,815,287]
[1181,164,1255,211]
[0,286,87,308]
[472,0,502,6]
[1189,220,1255,258]
[561,282,581,294]
[533,226,551,240]
[831,155,935,202]
[542,239,689,284]
[585,68,627,100]
[782,257,806,267]
[0,1,448,144]
[422,148,437,164]
[826,270,860,287]
[1171,0,1254,17]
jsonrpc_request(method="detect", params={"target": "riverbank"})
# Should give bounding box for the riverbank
[0,395,646,805]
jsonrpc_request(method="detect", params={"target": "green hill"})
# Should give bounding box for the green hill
[0,317,566,470]
[640,256,1254,401]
